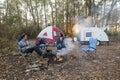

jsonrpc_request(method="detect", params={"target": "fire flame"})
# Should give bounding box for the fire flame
[72,25,79,35]
[75,29,79,34]
[56,57,63,62]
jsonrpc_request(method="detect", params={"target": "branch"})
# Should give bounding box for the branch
[105,0,117,26]
[96,0,104,7]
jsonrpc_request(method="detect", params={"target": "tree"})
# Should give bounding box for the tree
[105,0,118,26]
[0,0,120,39]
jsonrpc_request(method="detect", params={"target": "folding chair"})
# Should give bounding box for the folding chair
[82,38,97,58]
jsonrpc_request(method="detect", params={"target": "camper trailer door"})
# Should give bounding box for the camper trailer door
[84,31,93,41]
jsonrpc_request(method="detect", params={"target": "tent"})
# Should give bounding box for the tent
[36,26,64,44]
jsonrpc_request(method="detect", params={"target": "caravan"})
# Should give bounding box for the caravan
[75,27,109,45]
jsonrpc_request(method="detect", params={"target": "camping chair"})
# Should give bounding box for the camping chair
[82,38,97,58]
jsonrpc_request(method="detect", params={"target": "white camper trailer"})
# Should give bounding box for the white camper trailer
[76,27,109,45]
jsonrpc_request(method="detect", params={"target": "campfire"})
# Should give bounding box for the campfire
[55,57,63,62]
[72,24,80,35]
[75,29,79,34]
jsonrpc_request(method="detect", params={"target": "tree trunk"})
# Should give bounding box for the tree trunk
[29,0,36,26]
[55,0,57,26]
[5,0,8,22]
[73,0,75,17]
[66,0,69,33]
[35,0,39,33]
[25,10,28,28]
[78,1,80,16]
[16,1,21,27]
[105,0,117,26]
[44,0,47,27]
[0,7,2,27]
[49,0,54,26]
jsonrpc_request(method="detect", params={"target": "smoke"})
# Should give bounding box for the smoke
[72,16,93,36]
[84,17,93,27]
[56,37,75,56]
[56,16,94,57]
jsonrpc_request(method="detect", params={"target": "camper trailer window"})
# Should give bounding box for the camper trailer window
[86,32,92,37]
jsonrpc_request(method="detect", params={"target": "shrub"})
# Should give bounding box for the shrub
[106,31,120,42]
[0,37,17,53]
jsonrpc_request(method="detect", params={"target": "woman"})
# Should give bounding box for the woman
[18,33,42,56]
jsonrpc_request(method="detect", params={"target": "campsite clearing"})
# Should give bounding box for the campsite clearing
[0,41,119,80]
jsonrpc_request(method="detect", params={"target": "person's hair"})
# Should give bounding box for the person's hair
[21,33,26,39]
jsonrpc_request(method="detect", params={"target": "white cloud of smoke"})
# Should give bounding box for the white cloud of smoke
[72,16,94,36]
[56,37,75,56]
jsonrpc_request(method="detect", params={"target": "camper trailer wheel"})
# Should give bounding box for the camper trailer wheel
[96,40,100,46]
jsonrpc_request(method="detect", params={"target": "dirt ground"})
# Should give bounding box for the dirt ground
[0,42,120,80]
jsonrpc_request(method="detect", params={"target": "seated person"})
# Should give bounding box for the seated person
[36,38,47,53]
[18,33,42,56]
[56,37,65,50]
[36,38,46,46]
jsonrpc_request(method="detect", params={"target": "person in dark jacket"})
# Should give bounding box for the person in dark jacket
[56,36,65,50]
[18,33,42,56]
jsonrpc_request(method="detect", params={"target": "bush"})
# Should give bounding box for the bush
[106,31,120,42]
[116,35,120,41]
[112,32,118,36]
[106,31,118,36]
[0,37,17,53]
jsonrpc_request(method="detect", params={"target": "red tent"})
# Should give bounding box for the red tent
[36,26,64,44]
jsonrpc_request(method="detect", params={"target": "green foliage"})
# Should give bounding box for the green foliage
[0,37,17,53]
[0,22,42,53]
[106,31,118,37]
[106,31,120,42]
[19,26,42,39]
